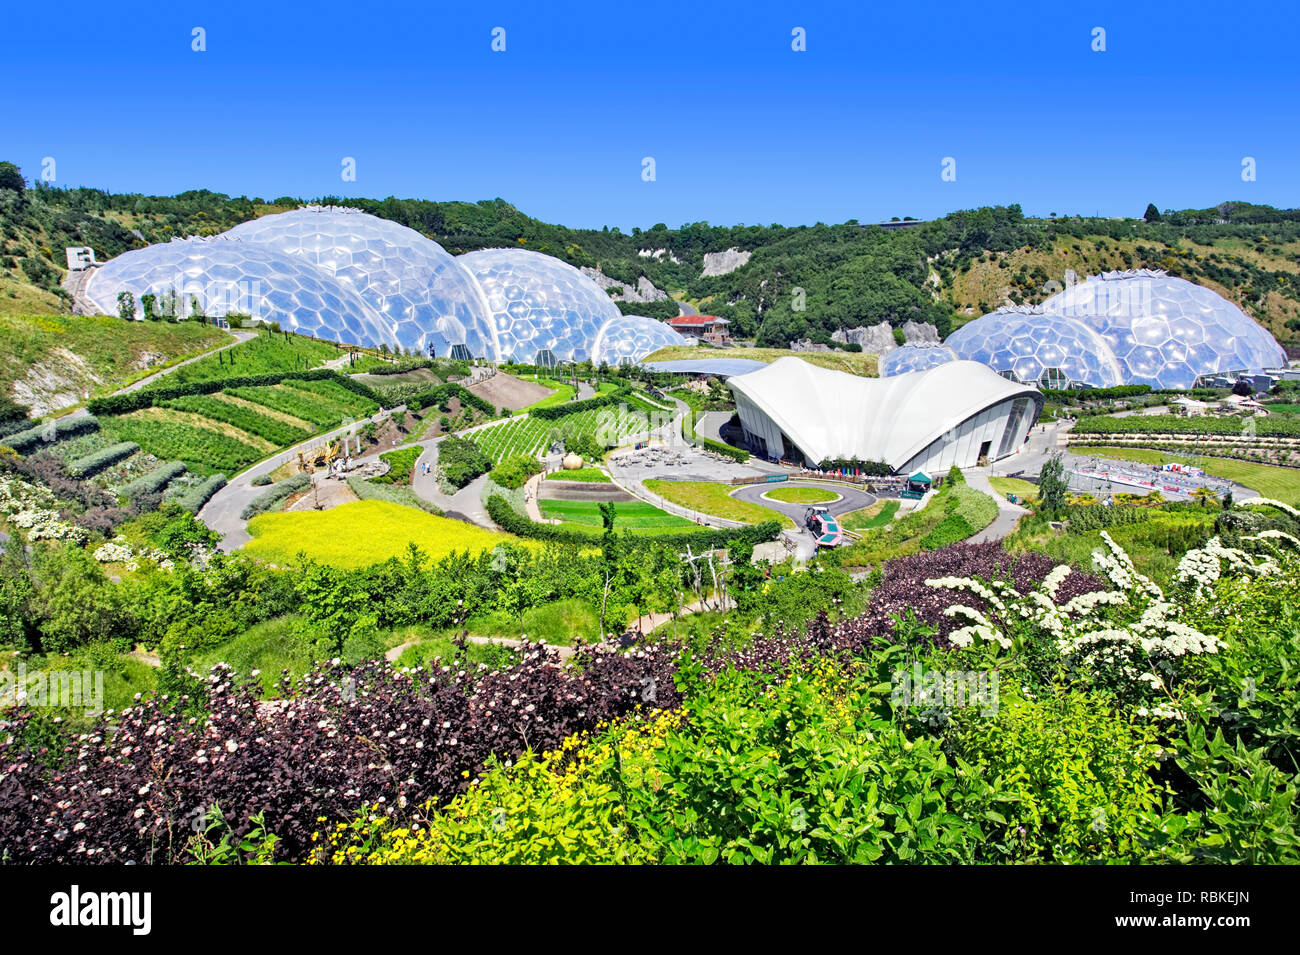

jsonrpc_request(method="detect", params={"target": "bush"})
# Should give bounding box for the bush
[489,454,542,490]
[67,441,138,478]
[86,369,381,417]
[6,415,100,454]
[374,446,420,485]
[251,473,272,487]
[346,476,443,514]
[119,460,187,499]
[437,436,491,490]
[175,474,227,513]
[240,474,312,520]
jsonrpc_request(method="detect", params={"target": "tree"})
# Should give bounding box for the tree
[140,293,158,321]
[116,291,135,321]
[1144,203,1161,223]
[0,161,24,193]
[1037,453,1068,518]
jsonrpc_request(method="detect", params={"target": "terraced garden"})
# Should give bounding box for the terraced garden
[99,376,380,475]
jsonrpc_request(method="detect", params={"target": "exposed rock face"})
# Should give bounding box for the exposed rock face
[579,268,669,304]
[638,248,681,264]
[789,339,833,352]
[900,320,940,344]
[701,248,752,277]
[832,322,896,354]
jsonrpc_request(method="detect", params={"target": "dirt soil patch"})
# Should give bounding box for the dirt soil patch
[468,373,552,412]
[538,482,637,502]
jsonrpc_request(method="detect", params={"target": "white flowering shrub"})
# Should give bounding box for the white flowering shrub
[922,531,1263,712]
[92,535,175,571]
[0,472,85,543]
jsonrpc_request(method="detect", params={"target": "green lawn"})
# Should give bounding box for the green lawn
[1081,446,1300,505]
[644,479,794,528]
[988,476,1040,502]
[538,498,696,529]
[840,499,899,531]
[764,485,838,504]
[545,467,610,482]
[641,345,878,377]
[518,375,576,410]
[245,499,534,568]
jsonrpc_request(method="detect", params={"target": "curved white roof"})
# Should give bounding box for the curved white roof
[727,357,1041,469]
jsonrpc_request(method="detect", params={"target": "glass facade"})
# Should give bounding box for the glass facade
[879,343,958,376]
[1041,270,1288,390]
[945,306,1125,388]
[83,208,685,364]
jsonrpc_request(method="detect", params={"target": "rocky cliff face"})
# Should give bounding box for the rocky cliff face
[832,322,897,353]
[701,248,752,277]
[579,268,669,304]
[900,320,940,344]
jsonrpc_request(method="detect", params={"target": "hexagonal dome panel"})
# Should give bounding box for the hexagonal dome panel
[879,343,959,377]
[222,206,492,356]
[456,248,623,363]
[1041,270,1288,389]
[945,306,1125,388]
[591,313,687,365]
[82,236,392,346]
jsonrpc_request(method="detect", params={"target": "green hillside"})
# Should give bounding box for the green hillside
[2,158,1296,354]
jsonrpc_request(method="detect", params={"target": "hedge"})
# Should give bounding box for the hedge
[119,460,187,499]
[346,475,443,514]
[86,369,382,417]
[6,415,100,454]
[679,413,749,463]
[68,441,139,477]
[176,474,226,513]
[486,493,781,549]
[1073,414,1300,438]
[240,474,312,520]
[528,389,630,421]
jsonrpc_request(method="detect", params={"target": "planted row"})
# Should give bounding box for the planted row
[161,395,311,447]
[67,441,139,478]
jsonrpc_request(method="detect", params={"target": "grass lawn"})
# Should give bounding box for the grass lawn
[466,598,601,646]
[538,498,695,529]
[764,485,839,504]
[641,345,878,378]
[840,499,899,531]
[1081,446,1300,505]
[644,479,794,528]
[545,467,609,482]
[244,499,531,568]
[518,375,575,410]
[988,476,1040,502]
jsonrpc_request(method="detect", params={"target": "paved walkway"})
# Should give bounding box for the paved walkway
[963,468,1031,543]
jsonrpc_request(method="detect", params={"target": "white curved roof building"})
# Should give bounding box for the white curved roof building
[727,357,1042,473]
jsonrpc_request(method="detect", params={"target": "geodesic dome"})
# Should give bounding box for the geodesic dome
[879,343,959,377]
[456,248,624,364]
[591,313,686,366]
[222,206,493,356]
[945,306,1125,389]
[83,209,687,364]
[82,237,392,346]
[1040,270,1288,389]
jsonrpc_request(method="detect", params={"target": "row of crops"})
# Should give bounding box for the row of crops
[470,405,656,465]
[99,379,380,474]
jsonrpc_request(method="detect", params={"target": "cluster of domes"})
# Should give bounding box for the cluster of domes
[84,207,684,365]
[945,271,1287,390]
[879,342,959,376]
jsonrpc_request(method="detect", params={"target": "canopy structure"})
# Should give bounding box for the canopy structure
[640,358,769,378]
[727,357,1043,474]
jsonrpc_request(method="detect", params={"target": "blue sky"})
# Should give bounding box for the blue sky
[3,0,1297,229]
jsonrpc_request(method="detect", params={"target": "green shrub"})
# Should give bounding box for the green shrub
[175,474,226,513]
[251,473,272,487]
[118,460,186,499]
[240,474,312,520]
[489,453,542,490]
[437,436,491,490]
[6,415,100,454]
[346,476,443,514]
[67,441,138,477]
[374,446,420,485]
